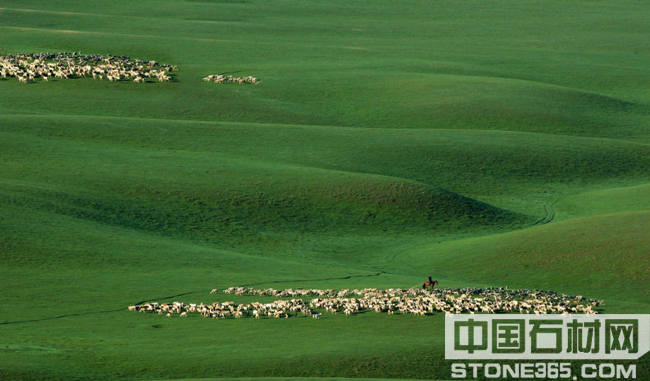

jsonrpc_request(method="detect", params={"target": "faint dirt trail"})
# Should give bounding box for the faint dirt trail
[0,273,381,326]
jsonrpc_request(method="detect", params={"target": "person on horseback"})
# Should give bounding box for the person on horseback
[423,276,438,290]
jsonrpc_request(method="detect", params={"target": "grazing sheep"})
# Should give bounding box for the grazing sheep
[1,51,177,84]
[128,286,601,323]
[203,73,258,85]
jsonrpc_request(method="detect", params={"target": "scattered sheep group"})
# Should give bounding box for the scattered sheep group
[1,52,176,83]
[202,74,258,84]
[128,286,602,320]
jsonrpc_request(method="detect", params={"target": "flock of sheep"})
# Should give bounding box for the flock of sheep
[128,286,602,320]
[202,74,259,84]
[0,51,258,84]
[1,52,177,83]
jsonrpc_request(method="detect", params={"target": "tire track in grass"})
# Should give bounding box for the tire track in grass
[132,272,383,304]
[0,308,126,326]
[236,272,381,289]
[532,199,558,226]
[517,198,559,229]
[0,273,381,326]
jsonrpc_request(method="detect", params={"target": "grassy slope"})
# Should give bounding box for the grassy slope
[401,211,650,309]
[555,183,650,220]
[1,0,649,380]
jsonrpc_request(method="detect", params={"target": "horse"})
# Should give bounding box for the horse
[423,277,438,290]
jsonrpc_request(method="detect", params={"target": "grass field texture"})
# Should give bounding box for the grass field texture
[1,0,649,380]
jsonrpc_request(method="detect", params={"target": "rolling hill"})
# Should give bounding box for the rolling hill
[1,0,649,380]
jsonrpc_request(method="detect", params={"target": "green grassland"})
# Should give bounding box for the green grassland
[1,0,649,380]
